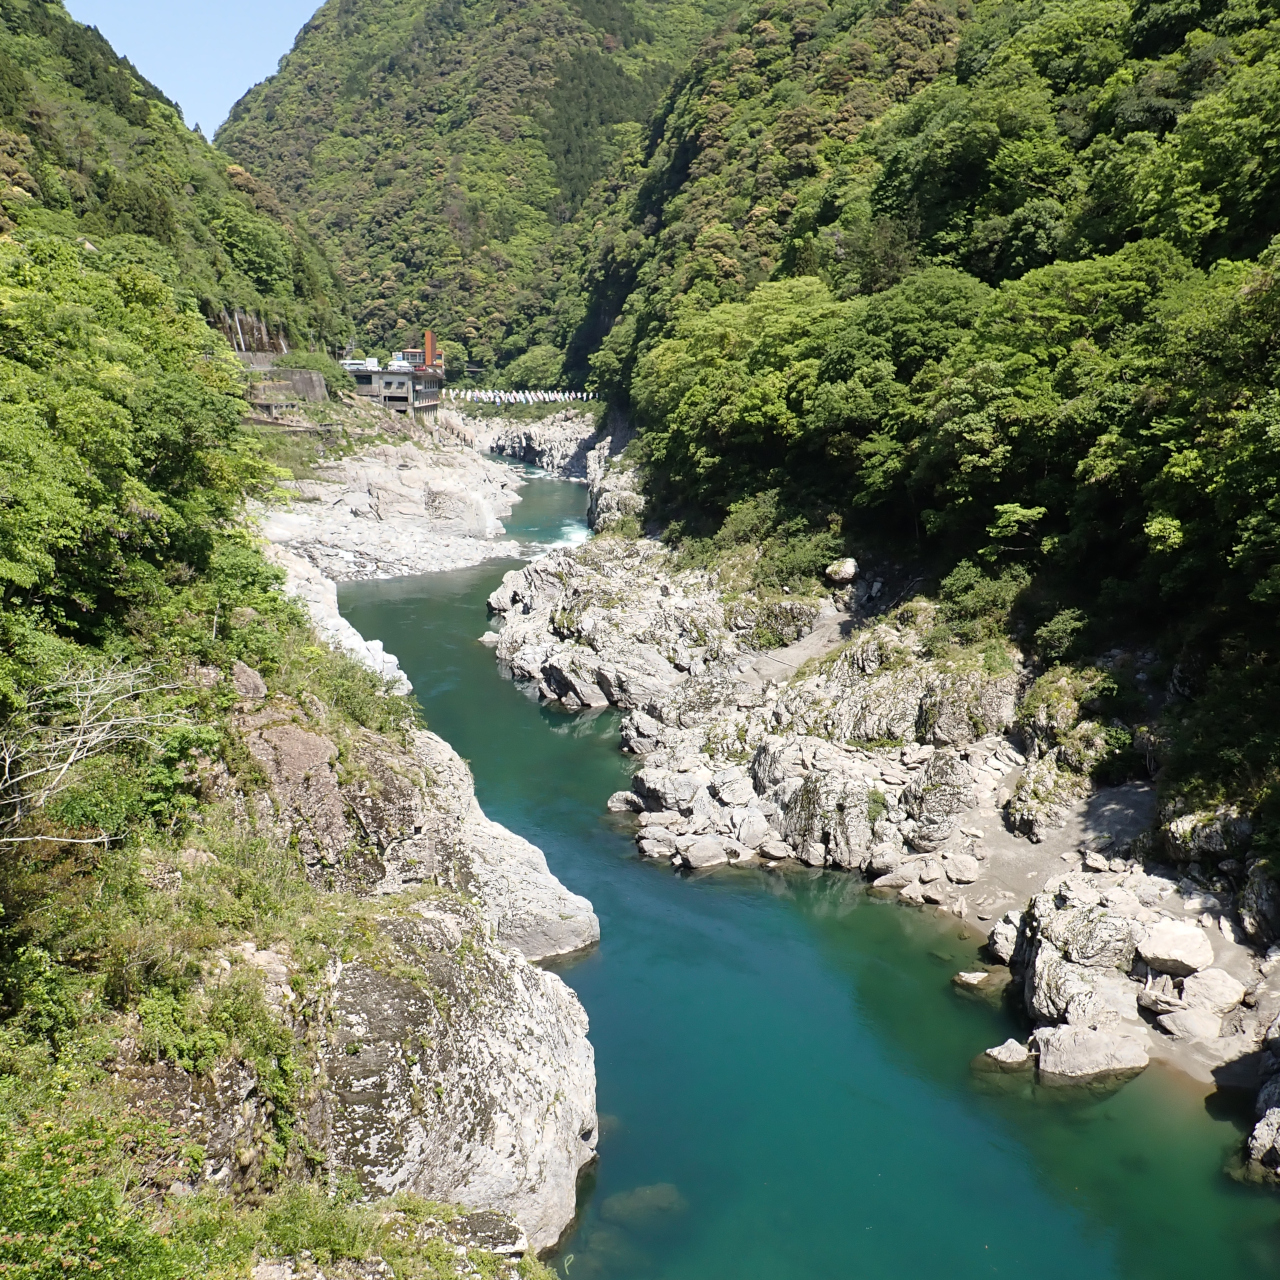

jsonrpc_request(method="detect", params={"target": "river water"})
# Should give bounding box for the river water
[339,473,1280,1280]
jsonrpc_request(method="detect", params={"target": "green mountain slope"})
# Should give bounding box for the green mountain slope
[580,0,1280,393]
[216,0,737,373]
[0,0,350,349]
[573,0,1280,854]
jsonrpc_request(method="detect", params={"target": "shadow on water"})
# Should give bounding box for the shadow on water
[338,474,1280,1280]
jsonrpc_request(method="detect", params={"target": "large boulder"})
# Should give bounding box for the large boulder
[1137,919,1215,976]
[988,911,1024,964]
[323,905,596,1252]
[901,750,971,852]
[1249,1108,1280,1176]
[1033,1025,1149,1082]
[1181,967,1246,1015]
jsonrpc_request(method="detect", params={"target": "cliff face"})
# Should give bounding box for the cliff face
[127,685,600,1254]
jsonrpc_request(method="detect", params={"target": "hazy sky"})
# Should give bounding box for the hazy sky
[63,0,321,136]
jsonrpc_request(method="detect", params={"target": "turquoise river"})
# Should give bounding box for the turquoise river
[338,471,1280,1280]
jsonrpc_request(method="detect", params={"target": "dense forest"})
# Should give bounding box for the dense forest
[0,0,349,349]
[216,0,737,375]
[561,0,1280,853]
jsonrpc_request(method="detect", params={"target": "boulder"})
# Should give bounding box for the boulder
[867,844,904,876]
[1241,863,1280,944]
[732,808,771,849]
[988,911,1023,964]
[1156,1008,1222,1040]
[1181,967,1246,1015]
[758,838,793,860]
[1249,1108,1280,1173]
[231,660,268,699]
[825,557,859,585]
[1037,903,1143,969]
[902,750,971,852]
[607,790,644,813]
[1137,919,1215,976]
[918,858,944,884]
[944,853,980,884]
[711,769,756,806]
[1033,1025,1149,1082]
[1257,1073,1280,1116]
[683,836,729,868]
[983,1038,1031,1070]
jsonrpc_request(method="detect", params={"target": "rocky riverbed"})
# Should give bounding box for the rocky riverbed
[485,528,1280,1182]
[459,407,646,532]
[257,439,521,583]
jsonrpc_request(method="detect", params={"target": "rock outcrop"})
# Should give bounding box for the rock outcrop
[258,441,521,582]
[177,698,599,1252]
[587,445,644,532]
[264,543,412,692]
[484,409,600,478]
[322,900,595,1252]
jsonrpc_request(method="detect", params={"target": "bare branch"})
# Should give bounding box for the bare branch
[0,660,189,841]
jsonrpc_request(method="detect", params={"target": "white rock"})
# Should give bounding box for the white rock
[825,557,859,584]
[733,808,771,849]
[988,911,1022,964]
[410,732,599,961]
[944,853,980,884]
[684,836,729,868]
[1181,967,1246,1015]
[264,545,412,692]
[984,1038,1030,1067]
[1033,1026,1149,1081]
[758,838,793,860]
[1157,1008,1223,1040]
[954,971,991,987]
[479,631,501,646]
[1137,918,1215,976]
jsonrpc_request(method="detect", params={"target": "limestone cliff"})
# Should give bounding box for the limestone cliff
[133,688,599,1254]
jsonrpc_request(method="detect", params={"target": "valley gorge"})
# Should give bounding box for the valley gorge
[6,0,1280,1275]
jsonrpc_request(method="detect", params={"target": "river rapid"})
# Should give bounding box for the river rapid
[338,472,1280,1280]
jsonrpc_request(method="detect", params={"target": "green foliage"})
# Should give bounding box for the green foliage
[498,343,565,390]
[867,787,888,825]
[216,0,737,372]
[0,3,350,351]
[1035,608,1087,662]
[0,1105,187,1279]
[0,234,262,633]
[139,971,300,1110]
[935,561,1030,646]
[273,350,357,393]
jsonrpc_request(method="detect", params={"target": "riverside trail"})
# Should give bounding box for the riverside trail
[338,472,1280,1280]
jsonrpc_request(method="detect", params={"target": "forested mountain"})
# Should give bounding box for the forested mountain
[575,0,1280,849]
[216,0,737,378]
[0,0,349,348]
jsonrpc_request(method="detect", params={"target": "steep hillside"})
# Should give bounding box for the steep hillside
[216,0,736,375]
[0,6,592,1275]
[581,0,1280,391]
[573,0,1280,860]
[0,0,350,349]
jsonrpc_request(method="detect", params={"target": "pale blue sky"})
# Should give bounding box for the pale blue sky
[63,0,322,136]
